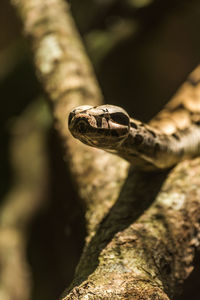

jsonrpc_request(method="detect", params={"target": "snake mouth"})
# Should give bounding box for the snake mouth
[68,111,75,127]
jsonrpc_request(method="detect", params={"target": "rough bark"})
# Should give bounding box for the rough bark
[62,160,200,299]
[10,0,200,299]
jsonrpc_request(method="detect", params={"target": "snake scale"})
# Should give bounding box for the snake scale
[68,66,200,171]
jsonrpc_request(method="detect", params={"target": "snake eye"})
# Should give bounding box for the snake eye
[111,112,129,126]
[77,120,88,134]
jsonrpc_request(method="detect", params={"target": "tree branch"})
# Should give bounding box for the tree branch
[11,0,128,235]
[0,99,49,300]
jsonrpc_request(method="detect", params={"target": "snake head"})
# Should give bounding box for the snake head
[68,104,130,150]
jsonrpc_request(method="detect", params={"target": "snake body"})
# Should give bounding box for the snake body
[68,66,200,171]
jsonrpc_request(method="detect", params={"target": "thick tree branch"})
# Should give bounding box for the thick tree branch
[10,0,200,299]
[62,159,200,299]
[10,0,128,236]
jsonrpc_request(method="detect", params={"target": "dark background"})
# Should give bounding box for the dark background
[1,0,200,299]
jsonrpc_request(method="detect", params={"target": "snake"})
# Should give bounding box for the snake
[68,66,200,171]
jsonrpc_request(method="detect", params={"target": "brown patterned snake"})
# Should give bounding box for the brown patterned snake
[68,66,200,171]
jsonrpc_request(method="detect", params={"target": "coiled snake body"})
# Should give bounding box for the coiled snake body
[68,67,200,171]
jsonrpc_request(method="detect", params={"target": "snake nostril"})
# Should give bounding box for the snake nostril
[77,121,88,134]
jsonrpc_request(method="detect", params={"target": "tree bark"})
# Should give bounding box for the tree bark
[10,0,200,299]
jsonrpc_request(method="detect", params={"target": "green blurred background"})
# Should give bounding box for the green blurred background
[1,0,200,299]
